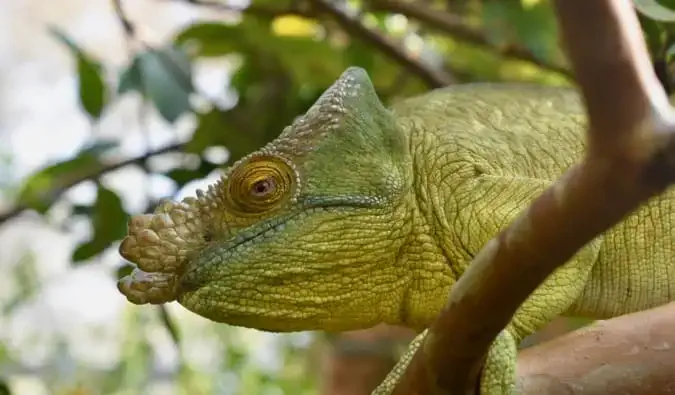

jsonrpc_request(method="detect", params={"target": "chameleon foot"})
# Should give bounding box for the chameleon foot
[480,329,518,395]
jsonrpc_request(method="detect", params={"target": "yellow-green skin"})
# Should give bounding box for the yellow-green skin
[117,68,675,394]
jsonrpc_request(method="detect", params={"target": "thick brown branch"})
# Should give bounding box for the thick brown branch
[391,0,675,393]
[311,0,454,88]
[0,143,184,227]
[369,0,571,78]
[517,302,675,394]
[555,0,672,147]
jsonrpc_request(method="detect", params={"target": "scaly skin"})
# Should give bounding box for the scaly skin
[117,68,675,394]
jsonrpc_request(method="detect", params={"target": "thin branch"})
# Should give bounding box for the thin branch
[162,0,315,19]
[311,0,454,88]
[0,143,184,227]
[369,0,571,78]
[391,0,675,393]
[157,304,181,348]
[111,0,135,37]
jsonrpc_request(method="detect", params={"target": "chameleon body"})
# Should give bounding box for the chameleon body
[117,67,675,394]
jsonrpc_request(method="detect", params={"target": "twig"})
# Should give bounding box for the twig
[157,304,181,348]
[162,0,315,19]
[369,0,571,78]
[111,0,135,37]
[0,143,184,227]
[312,0,453,88]
[391,0,675,393]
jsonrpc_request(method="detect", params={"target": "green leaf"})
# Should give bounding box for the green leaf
[165,160,220,188]
[85,139,118,155]
[272,37,351,86]
[138,47,194,123]
[118,56,142,94]
[49,27,81,53]
[116,263,134,280]
[639,13,666,56]
[480,2,514,49]
[174,22,245,57]
[186,108,261,163]
[185,109,232,154]
[72,184,128,263]
[0,379,10,395]
[481,2,560,64]
[174,20,346,87]
[16,141,116,213]
[634,0,675,22]
[50,27,108,119]
[72,240,106,262]
[166,168,203,187]
[76,55,107,118]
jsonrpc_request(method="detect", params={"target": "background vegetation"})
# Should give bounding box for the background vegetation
[2,0,675,394]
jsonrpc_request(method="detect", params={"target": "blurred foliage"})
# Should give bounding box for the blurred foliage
[3,0,675,394]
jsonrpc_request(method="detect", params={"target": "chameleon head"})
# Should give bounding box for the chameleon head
[117,67,415,332]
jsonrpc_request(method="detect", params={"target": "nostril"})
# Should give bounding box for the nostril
[203,230,213,242]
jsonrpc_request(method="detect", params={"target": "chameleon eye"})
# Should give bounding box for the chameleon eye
[227,156,295,214]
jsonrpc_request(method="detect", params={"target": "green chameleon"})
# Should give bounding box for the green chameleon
[116,67,675,394]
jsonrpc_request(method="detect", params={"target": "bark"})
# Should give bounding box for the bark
[517,302,675,394]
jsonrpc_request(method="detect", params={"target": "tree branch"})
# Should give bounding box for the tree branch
[111,0,135,37]
[517,302,675,394]
[311,0,454,88]
[0,143,184,227]
[369,0,571,78]
[391,0,675,393]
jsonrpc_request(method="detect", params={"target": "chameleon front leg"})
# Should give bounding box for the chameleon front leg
[371,330,427,395]
[478,236,599,394]
[462,175,603,394]
[369,329,517,395]
[371,239,600,395]
[372,173,604,395]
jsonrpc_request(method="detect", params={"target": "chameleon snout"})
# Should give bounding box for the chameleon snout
[117,199,209,305]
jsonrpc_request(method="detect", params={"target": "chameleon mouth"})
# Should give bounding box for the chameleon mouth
[116,206,317,305]
[116,197,374,306]
[176,211,304,295]
[177,204,363,295]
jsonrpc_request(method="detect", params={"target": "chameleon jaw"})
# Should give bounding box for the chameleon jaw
[117,198,209,305]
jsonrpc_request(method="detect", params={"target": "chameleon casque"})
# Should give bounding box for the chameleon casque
[117,67,675,394]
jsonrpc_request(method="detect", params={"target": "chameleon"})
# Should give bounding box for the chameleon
[116,67,675,394]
